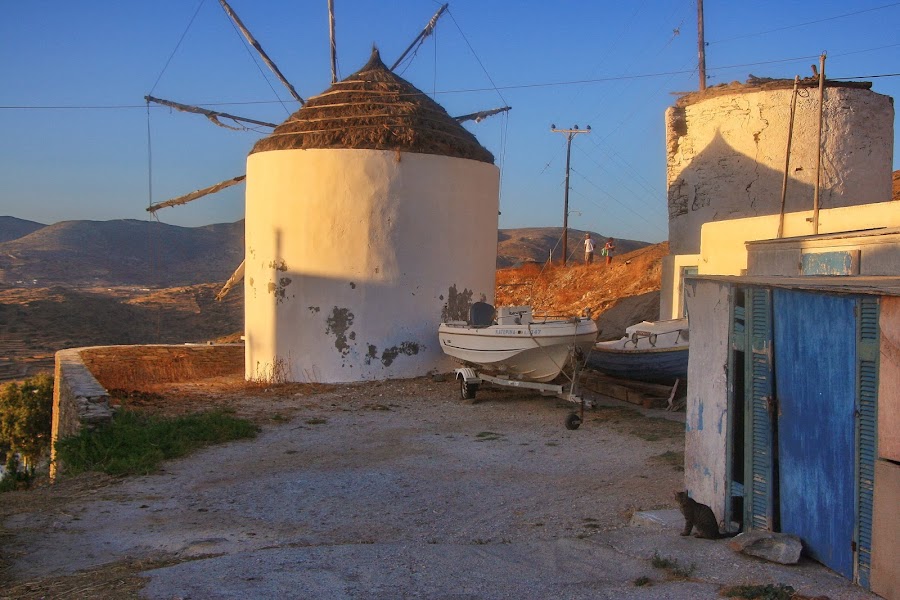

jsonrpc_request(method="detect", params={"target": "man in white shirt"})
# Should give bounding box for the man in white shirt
[583,233,595,265]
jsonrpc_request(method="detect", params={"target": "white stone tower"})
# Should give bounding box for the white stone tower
[244,49,499,382]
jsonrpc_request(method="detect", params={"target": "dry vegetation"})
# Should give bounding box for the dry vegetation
[496,243,666,319]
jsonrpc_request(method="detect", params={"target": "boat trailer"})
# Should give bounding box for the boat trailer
[453,367,593,430]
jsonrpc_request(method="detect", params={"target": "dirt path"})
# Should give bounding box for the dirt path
[0,377,878,599]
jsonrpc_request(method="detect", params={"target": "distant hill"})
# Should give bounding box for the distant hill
[497,227,649,268]
[0,218,654,287]
[0,219,244,287]
[0,216,45,243]
[893,170,900,202]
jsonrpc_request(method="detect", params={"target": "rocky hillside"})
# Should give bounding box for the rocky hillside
[496,242,667,340]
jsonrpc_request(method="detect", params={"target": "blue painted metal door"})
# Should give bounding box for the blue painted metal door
[773,289,856,579]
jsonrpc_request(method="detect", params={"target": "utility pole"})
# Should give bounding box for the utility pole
[550,124,591,266]
[697,0,707,90]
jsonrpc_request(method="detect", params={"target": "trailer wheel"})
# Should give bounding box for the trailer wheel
[460,380,478,401]
[565,413,582,430]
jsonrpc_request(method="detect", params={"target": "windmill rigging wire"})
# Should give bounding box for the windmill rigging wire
[149,0,207,96]
[446,8,507,107]
[220,5,292,116]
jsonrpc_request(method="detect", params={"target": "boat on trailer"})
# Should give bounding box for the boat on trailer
[438,303,598,428]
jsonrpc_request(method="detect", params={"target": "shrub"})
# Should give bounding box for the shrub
[0,373,54,471]
[56,409,258,476]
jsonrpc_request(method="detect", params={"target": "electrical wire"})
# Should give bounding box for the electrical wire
[569,167,669,237]
[709,2,900,45]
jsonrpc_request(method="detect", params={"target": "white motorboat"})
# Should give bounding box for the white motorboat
[438,303,599,383]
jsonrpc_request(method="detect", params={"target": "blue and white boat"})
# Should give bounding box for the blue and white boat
[587,318,689,384]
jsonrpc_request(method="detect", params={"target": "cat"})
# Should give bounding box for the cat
[674,491,734,539]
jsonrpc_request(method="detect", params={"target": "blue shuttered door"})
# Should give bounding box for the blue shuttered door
[744,288,775,530]
[773,289,856,579]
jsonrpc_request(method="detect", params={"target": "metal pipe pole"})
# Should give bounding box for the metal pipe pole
[812,53,826,235]
[328,0,337,84]
[777,76,800,239]
[697,0,707,90]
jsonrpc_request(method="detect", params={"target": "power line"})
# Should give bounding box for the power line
[568,168,668,238]
[573,145,665,218]
[709,2,900,45]
[5,46,900,112]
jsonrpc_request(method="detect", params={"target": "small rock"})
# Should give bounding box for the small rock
[728,530,802,564]
[432,373,447,383]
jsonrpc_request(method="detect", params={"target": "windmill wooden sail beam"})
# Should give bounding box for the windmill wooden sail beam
[216,260,245,301]
[218,0,305,105]
[390,3,448,71]
[145,96,277,129]
[454,106,511,124]
[147,175,246,214]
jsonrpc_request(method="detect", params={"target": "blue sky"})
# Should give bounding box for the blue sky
[1,1,899,243]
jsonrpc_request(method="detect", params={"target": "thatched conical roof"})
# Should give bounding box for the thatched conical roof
[250,48,494,164]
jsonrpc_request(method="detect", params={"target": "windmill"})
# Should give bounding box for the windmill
[146,1,511,383]
[145,1,510,303]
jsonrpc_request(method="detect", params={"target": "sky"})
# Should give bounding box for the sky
[1,1,899,244]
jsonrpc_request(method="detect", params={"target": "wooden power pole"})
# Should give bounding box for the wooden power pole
[550,125,591,266]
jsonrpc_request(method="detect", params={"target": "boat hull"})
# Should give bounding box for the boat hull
[438,318,597,383]
[587,345,688,384]
[587,318,689,383]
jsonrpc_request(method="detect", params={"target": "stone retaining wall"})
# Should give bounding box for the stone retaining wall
[51,344,243,480]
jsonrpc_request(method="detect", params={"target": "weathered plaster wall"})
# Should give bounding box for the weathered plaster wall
[699,203,900,277]
[871,459,900,599]
[244,149,499,383]
[746,229,900,277]
[879,296,900,463]
[683,279,732,525]
[660,253,701,319]
[51,344,244,479]
[666,86,894,256]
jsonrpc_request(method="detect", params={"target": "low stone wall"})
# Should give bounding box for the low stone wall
[51,344,244,480]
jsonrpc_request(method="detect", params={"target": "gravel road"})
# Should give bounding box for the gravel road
[0,377,879,599]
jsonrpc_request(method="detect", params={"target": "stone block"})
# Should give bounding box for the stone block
[728,531,802,565]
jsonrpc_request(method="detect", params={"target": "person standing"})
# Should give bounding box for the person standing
[583,233,595,265]
[602,237,616,265]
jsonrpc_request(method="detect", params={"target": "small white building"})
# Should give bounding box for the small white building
[684,230,900,597]
[244,50,499,383]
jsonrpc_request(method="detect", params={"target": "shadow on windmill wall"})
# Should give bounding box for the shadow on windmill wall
[667,131,821,256]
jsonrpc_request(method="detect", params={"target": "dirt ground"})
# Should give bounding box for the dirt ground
[0,375,878,599]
